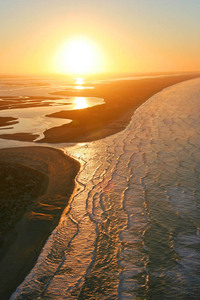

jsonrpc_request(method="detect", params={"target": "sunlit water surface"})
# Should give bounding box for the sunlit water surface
[0,97,103,141]
[0,77,103,141]
[4,78,200,299]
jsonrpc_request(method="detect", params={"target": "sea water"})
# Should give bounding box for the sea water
[7,77,200,299]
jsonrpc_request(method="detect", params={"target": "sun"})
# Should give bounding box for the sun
[55,37,103,75]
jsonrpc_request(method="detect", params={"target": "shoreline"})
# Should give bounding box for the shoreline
[39,74,199,143]
[0,146,80,299]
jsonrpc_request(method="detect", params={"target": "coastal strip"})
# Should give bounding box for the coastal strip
[0,146,80,299]
[39,73,200,143]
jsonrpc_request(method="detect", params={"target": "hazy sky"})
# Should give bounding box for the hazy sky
[0,0,200,74]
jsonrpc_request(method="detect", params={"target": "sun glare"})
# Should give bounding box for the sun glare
[75,86,84,90]
[74,97,88,109]
[76,78,84,84]
[55,37,103,75]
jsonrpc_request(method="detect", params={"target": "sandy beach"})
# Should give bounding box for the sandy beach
[0,147,79,299]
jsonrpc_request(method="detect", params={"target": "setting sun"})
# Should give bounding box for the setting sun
[55,37,103,75]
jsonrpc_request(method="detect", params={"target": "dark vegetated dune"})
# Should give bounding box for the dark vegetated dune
[0,146,80,299]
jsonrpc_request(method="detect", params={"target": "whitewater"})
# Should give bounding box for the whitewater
[11,78,200,299]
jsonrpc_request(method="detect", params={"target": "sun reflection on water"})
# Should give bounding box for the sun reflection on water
[75,86,85,90]
[76,78,84,85]
[74,77,94,90]
[75,77,84,90]
[74,97,88,109]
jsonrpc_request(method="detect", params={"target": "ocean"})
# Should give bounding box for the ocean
[1,76,200,298]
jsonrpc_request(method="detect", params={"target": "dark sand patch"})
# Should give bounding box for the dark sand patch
[38,74,200,143]
[0,146,79,299]
[0,117,18,127]
[0,132,39,142]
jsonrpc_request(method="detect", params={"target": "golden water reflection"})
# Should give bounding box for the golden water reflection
[75,77,94,90]
[74,86,94,90]
[75,86,84,90]
[76,78,84,85]
[74,97,88,109]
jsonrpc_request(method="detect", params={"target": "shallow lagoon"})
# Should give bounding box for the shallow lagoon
[0,97,104,141]
[0,76,104,142]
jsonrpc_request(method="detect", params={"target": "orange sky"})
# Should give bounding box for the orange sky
[0,0,200,75]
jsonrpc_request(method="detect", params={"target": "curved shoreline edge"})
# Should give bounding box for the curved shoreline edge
[0,146,80,300]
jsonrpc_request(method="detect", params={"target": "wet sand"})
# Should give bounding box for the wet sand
[0,146,79,299]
